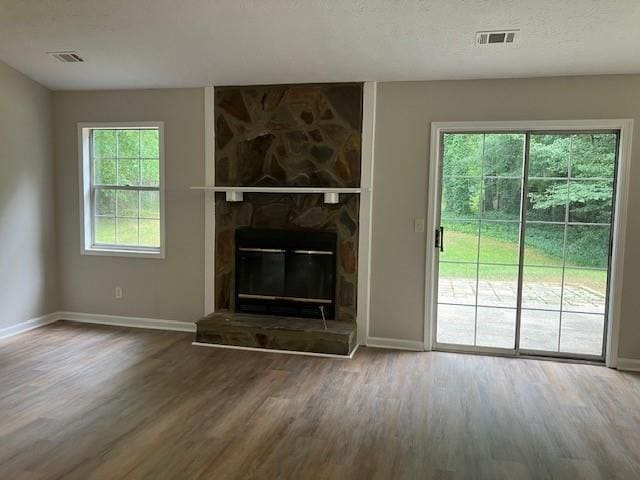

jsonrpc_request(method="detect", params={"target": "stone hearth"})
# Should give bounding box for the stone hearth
[197,312,357,356]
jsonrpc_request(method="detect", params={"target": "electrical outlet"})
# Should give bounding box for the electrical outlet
[414,218,425,233]
[115,286,123,299]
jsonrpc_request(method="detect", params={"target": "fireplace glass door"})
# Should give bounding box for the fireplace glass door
[285,250,335,302]
[237,248,285,297]
[434,131,619,361]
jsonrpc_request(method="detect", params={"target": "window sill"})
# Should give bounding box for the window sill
[81,246,165,259]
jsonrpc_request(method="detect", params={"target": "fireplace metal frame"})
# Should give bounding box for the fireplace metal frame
[234,228,338,319]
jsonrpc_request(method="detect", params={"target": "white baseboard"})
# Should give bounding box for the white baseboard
[58,311,196,333]
[0,312,60,340]
[617,357,640,372]
[366,336,424,351]
[192,341,358,359]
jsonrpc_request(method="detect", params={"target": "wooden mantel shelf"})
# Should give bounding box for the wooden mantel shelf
[190,186,365,204]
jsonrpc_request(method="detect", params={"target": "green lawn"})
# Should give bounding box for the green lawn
[440,229,606,290]
[95,217,160,247]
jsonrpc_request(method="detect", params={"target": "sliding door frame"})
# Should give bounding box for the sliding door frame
[424,120,634,368]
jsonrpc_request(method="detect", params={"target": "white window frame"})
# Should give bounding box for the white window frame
[424,119,633,368]
[78,121,166,259]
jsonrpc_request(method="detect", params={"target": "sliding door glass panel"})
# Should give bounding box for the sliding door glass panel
[442,134,483,176]
[483,133,525,176]
[520,309,560,351]
[526,180,568,222]
[529,134,570,177]
[437,304,475,345]
[477,265,519,308]
[523,224,565,267]
[436,133,525,348]
[565,225,610,269]
[562,268,607,314]
[441,178,481,220]
[570,133,617,178]
[568,180,613,223]
[559,313,605,355]
[476,307,517,349]
[521,266,563,310]
[520,133,616,357]
[479,222,520,264]
[482,178,522,220]
[437,262,477,305]
[440,220,479,262]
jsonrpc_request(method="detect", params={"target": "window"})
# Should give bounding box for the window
[79,122,165,258]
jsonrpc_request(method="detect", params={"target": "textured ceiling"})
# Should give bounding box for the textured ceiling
[1,0,639,90]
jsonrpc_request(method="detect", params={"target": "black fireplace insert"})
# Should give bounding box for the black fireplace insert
[235,228,337,319]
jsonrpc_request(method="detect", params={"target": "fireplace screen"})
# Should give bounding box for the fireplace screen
[235,229,337,319]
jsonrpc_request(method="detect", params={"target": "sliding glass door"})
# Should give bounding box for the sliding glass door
[434,130,618,360]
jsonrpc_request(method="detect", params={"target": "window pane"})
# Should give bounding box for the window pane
[116,218,138,245]
[570,133,616,178]
[523,224,564,267]
[95,189,115,216]
[567,180,613,224]
[117,159,140,186]
[482,133,525,177]
[116,190,139,218]
[565,225,610,269]
[94,158,116,185]
[141,129,159,158]
[441,177,481,220]
[139,219,160,247]
[438,262,477,306]
[95,217,115,244]
[440,220,479,262]
[141,159,160,187]
[117,129,140,157]
[562,268,607,314]
[529,134,570,178]
[526,179,568,222]
[481,178,521,221]
[477,265,518,308]
[520,309,560,352]
[139,191,160,219]
[521,267,563,310]
[442,133,483,177]
[94,130,116,157]
[559,312,604,356]
[476,307,516,349]
[436,304,475,346]
[478,222,520,264]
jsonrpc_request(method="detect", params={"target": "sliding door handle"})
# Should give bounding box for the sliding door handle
[435,226,444,252]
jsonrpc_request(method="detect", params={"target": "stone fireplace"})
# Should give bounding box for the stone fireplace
[196,83,364,356]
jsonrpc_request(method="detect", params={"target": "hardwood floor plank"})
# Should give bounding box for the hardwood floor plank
[1,321,639,479]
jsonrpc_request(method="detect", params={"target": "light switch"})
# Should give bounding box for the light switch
[414,218,425,233]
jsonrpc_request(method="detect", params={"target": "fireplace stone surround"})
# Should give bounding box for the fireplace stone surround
[196,82,364,356]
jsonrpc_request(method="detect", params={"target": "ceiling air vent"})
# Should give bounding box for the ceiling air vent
[476,30,518,46]
[48,51,84,63]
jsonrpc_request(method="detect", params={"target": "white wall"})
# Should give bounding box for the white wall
[370,75,640,360]
[53,89,205,322]
[0,61,57,330]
